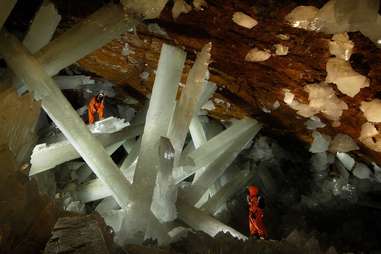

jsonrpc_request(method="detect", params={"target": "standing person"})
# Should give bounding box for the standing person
[247,185,268,239]
[88,92,105,124]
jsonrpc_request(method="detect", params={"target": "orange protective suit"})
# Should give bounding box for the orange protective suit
[248,186,267,239]
[88,95,105,124]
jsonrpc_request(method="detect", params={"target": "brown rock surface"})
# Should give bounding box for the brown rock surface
[43,214,116,254]
[0,145,62,254]
[0,84,41,165]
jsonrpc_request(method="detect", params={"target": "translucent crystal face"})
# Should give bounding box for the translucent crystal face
[329,33,354,61]
[283,83,348,123]
[310,131,332,153]
[167,43,212,165]
[360,99,381,123]
[232,12,258,29]
[353,163,373,180]
[336,152,355,170]
[326,58,370,97]
[274,44,289,56]
[245,48,271,62]
[360,123,381,152]
[329,134,359,153]
[286,0,381,47]
[285,6,319,29]
[335,0,380,25]
[23,1,61,54]
[305,116,326,130]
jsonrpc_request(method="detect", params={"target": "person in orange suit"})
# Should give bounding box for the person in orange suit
[88,92,105,124]
[247,185,268,239]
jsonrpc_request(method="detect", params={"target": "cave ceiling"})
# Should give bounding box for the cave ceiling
[7,0,381,165]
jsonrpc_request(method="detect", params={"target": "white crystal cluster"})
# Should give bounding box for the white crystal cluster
[274,44,289,56]
[27,43,258,246]
[306,84,348,122]
[306,129,377,197]
[310,131,331,153]
[245,48,271,62]
[328,33,354,61]
[309,132,359,154]
[29,122,143,175]
[308,131,359,168]
[305,116,326,130]
[150,137,177,223]
[283,83,348,124]
[326,56,369,98]
[359,100,381,151]
[89,117,130,134]
[232,12,258,29]
[325,31,369,98]
[285,5,373,135]
[285,0,381,47]
[306,132,381,210]
[330,133,359,152]
[307,130,381,189]
[285,6,319,30]
[360,99,381,123]
[359,122,381,152]
[98,43,257,244]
